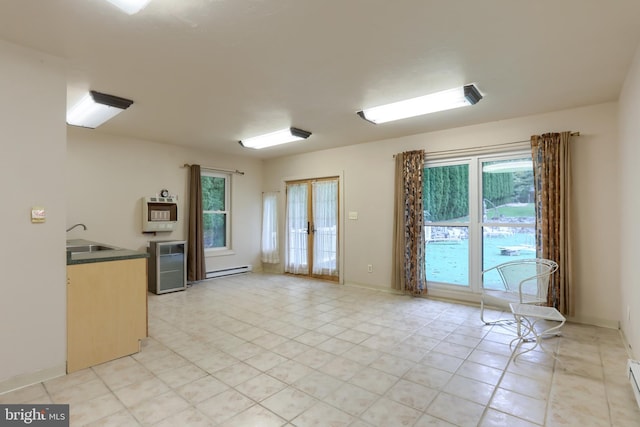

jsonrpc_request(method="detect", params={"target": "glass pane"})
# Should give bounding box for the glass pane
[481,158,534,223]
[312,180,338,276]
[423,164,468,223]
[425,226,468,285]
[201,175,226,211]
[482,226,536,289]
[286,183,309,274]
[481,157,535,289]
[203,213,226,248]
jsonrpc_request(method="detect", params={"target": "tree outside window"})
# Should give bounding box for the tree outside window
[201,171,230,250]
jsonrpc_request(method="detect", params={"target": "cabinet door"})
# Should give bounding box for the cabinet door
[159,250,185,293]
[67,258,147,373]
[149,242,186,293]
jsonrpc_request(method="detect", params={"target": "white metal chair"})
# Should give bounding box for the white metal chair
[480,258,559,325]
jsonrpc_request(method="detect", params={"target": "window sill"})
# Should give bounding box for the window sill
[205,248,235,257]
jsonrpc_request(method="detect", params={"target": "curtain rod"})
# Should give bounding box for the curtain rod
[182,163,245,175]
[512,131,580,144]
[393,131,580,158]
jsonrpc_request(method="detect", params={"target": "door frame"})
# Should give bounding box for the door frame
[424,150,534,303]
[285,177,340,282]
[280,172,344,284]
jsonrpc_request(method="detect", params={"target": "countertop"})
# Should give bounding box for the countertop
[66,239,149,265]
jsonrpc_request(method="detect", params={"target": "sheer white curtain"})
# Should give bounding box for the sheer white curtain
[312,180,338,276]
[285,183,309,274]
[261,192,279,264]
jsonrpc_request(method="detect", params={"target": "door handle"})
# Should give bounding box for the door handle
[307,221,311,234]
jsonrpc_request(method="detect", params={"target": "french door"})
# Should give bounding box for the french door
[285,177,339,281]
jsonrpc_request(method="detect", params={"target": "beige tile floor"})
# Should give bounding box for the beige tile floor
[1,273,639,426]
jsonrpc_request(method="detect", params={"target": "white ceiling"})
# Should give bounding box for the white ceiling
[1,0,639,159]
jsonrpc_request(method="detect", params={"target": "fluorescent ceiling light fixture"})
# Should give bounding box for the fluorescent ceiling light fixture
[239,127,312,149]
[66,91,134,129]
[105,0,151,15]
[357,84,483,124]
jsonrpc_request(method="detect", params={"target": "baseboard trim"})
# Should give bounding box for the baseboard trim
[343,281,404,295]
[0,364,66,395]
[620,328,635,359]
[564,314,619,330]
[205,265,252,279]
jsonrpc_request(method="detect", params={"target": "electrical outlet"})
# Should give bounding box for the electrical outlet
[367,264,373,273]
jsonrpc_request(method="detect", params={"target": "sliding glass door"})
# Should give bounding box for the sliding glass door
[424,152,533,292]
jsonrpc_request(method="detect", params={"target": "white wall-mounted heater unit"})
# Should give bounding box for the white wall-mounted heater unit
[142,196,178,232]
[206,265,252,279]
[628,359,640,409]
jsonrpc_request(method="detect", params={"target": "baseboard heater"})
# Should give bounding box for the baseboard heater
[206,265,252,279]
[628,359,640,409]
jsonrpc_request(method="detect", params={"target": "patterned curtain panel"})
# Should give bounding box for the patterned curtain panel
[531,131,573,315]
[392,150,427,295]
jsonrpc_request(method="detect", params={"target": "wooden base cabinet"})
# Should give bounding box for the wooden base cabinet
[67,258,147,373]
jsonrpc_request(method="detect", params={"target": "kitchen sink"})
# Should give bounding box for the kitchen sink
[66,244,117,254]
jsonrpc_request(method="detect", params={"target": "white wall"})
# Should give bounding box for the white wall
[0,41,67,391]
[264,102,621,328]
[618,43,640,358]
[66,128,264,274]
[0,34,630,395]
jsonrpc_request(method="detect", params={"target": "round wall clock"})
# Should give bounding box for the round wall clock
[160,189,169,197]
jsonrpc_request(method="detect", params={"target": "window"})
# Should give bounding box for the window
[201,170,231,251]
[261,192,279,263]
[423,152,534,293]
[481,157,535,289]
[424,162,470,286]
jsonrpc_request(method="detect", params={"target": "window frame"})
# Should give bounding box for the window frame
[201,169,233,255]
[424,149,533,295]
[479,152,536,289]
[423,157,474,289]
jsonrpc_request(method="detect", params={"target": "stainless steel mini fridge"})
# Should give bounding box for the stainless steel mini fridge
[148,240,187,294]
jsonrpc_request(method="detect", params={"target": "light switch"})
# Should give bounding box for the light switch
[348,211,358,220]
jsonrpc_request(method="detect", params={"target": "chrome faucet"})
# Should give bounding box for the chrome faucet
[66,223,87,232]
